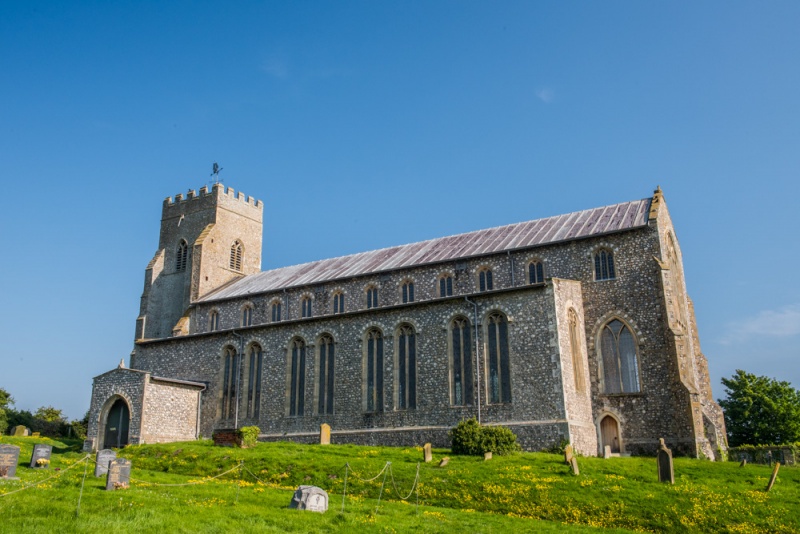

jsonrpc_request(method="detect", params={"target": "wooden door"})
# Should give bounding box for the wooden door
[104,399,130,448]
[600,415,620,453]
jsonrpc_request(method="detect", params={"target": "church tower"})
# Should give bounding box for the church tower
[134,183,263,340]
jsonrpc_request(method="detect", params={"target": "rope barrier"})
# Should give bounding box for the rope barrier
[388,462,420,501]
[128,462,242,487]
[0,454,91,498]
[345,461,390,483]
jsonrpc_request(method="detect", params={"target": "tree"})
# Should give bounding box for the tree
[718,370,800,446]
[0,387,13,434]
[34,406,66,423]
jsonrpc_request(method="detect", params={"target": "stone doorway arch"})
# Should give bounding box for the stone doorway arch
[103,398,130,449]
[599,414,621,454]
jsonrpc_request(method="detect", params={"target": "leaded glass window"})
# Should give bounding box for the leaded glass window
[600,319,640,394]
[439,275,453,297]
[246,344,263,418]
[301,296,312,318]
[529,261,544,284]
[209,310,219,332]
[365,329,384,412]
[176,240,188,272]
[289,338,306,416]
[366,286,379,309]
[271,301,282,323]
[487,312,511,403]
[396,324,416,410]
[594,249,616,281]
[333,292,345,314]
[317,335,335,415]
[242,305,253,327]
[221,346,238,419]
[402,282,414,304]
[450,316,473,406]
[479,269,494,292]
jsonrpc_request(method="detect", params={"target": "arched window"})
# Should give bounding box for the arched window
[301,296,313,319]
[594,249,616,281]
[209,310,219,332]
[396,324,416,410]
[271,301,282,323]
[220,346,238,420]
[569,309,586,393]
[230,240,243,271]
[333,292,345,314]
[449,316,473,406]
[241,305,253,327]
[402,281,415,304]
[439,275,453,297]
[487,312,511,403]
[479,268,494,292]
[529,261,544,284]
[317,335,335,415]
[288,338,306,416]
[245,344,263,419]
[600,319,640,394]
[366,286,379,309]
[176,240,188,272]
[364,329,384,412]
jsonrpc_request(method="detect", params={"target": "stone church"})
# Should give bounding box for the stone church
[85,183,727,458]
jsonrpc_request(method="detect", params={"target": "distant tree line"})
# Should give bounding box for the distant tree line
[0,387,88,439]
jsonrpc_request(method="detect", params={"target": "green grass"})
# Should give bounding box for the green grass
[1,436,798,533]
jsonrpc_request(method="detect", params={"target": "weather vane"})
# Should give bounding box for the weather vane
[209,162,224,186]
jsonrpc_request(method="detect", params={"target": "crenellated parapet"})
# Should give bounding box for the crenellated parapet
[162,183,263,220]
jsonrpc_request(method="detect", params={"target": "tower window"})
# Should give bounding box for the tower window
[176,240,188,272]
[594,249,616,281]
[529,261,544,284]
[230,240,243,271]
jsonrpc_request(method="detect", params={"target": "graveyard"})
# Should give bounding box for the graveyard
[1,436,798,533]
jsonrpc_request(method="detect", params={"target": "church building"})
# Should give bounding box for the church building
[85,183,727,458]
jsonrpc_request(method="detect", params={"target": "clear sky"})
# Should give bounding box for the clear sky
[1,2,798,420]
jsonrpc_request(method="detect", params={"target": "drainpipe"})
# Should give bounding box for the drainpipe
[464,296,482,424]
[230,330,244,429]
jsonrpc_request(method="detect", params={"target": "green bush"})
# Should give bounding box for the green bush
[238,426,260,448]
[450,418,520,456]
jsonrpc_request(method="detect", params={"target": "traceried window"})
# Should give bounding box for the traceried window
[479,268,494,292]
[333,292,345,314]
[402,281,415,304]
[594,249,616,281]
[396,324,416,410]
[529,261,544,284]
[301,296,313,319]
[439,275,453,297]
[317,335,335,415]
[366,286,379,309]
[220,346,238,420]
[600,319,640,394]
[569,309,586,393]
[288,338,306,416]
[487,312,511,403]
[245,344,263,418]
[241,305,253,327]
[271,301,282,323]
[449,316,473,406]
[176,240,188,272]
[230,240,243,271]
[209,310,219,332]
[364,329,384,412]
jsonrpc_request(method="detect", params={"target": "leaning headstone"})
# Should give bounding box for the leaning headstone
[765,462,781,492]
[0,445,21,479]
[319,424,331,445]
[30,444,52,469]
[105,458,132,490]
[95,449,117,477]
[564,444,574,465]
[289,485,328,512]
[604,445,612,459]
[438,457,450,467]
[739,459,747,467]
[484,451,493,461]
[423,443,432,463]
[570,456,580,476]
[12,425,28,437]
[657,438,674,484]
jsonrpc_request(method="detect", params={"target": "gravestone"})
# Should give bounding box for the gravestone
[31,432,40,438]
[657,438,674,484]
[484,451,493,461]
[82,439,94,453]
[765,462,781,492]
[739,459,747,467]
[12,425,29,437]
[438,457,450,467]
[604,445,612,459]
[289,485,328,512]
[0,445,21,479]
[570,457,580,476]
[319,424,331,445]
[423,443,432,463]
[95,449,117,477]
[30,444,52,469]
[564,444,574,465]
[105,458,132,490]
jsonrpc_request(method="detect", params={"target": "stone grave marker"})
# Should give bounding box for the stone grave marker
[484,451,493,461]
[30,444,52,469]
[289,485,328,512]
[765,462,781,492]
[423,443,432,463]
[82,439,94,453]
[12,425,29,437]
[319,424,331,445]
[31,432,40,438]
[439,457,449,467]
[105,458,132,490]
[657,438,674,484]
[739,459,747,467]
[0,445,21,479]
[570,457,580,476]
[604,445,612,459]
[95,449,117,477]
[564,444,574,465]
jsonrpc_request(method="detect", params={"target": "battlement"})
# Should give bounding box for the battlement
[162,183,263,218]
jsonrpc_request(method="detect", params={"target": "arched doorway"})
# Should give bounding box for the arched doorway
[104,399,130,448]
[600,415,621,454]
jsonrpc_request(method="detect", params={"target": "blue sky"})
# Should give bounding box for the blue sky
[1,2,798,420]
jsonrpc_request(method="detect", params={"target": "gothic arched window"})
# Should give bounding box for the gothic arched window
[220,346,238,420]
[301,296,313,319]
[245,344,263,418]
[487,312,511,403]
[333,292,345,314]
[364,329,384,412]
[594,249,616,281]
[241,304,253,327]
[528,261,544,284]
[288,338,306,416]
[230,240,243,271]
[176,240,188,272]
[479,268,494,292]
[402,281,414,304]
[439,275,453,297]
[396,324,416,410]
[317,335,335,415]
[600,319,640,394]
[449,316,473,406]
[569,309,586,394]
[366,286,379,309]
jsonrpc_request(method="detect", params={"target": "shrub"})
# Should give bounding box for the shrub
[238,426,260,448]
[450,418,520,456]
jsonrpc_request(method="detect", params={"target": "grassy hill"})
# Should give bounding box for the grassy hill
[0,436,798,533]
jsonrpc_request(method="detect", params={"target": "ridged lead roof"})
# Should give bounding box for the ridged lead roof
[199,197,652,302]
